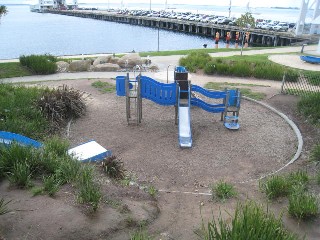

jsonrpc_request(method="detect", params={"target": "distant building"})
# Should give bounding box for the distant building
[30,0,78,12]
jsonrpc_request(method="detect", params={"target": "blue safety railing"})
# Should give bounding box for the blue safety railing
[140,76,176,106]
[0,131,42,148]
[191,85,227,99]
[191,98,225,113]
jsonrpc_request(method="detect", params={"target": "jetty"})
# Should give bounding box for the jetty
[47,10,311,47]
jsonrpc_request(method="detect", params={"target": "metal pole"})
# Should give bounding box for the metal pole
[157,23,160,52]
[229,0,231,18]
[150,0,151,11]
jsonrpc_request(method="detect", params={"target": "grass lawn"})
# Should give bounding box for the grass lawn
[0,62,32,79]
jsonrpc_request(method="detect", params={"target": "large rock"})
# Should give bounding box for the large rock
[92,63,120,72]
[148,64,159,71]
[56,61,69,73]
[118,53,142,68]
[92,56,112,66]
[69,60,92,72]
[109,57,120,65]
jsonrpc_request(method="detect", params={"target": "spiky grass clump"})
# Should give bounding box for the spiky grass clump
[288,189,319,220]
[43,175,60,197]
[130,229,153,240]
[297,93,320,126]
[7,162,32,188]
[211,181,237,200]
[77,166,102,212]
[101,155,126,180]
[259,175,291,200]
[198,201,298,240]
[309,144,320,164]
[179,51,212,72]
[37,85,86,130]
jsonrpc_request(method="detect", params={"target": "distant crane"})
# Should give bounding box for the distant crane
[296,0,320,35]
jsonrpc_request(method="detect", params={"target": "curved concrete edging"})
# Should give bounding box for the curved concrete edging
[239,96,304,183]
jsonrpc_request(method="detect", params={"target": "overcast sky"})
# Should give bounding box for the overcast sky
[3,0,304,8]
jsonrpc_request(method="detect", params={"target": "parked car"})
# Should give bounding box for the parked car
[272,23,289,31]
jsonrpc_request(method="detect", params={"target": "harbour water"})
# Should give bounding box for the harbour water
[0,4,309,60]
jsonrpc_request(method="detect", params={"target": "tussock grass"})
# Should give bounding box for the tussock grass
[309,144,320,164]
[259,175,291,200]
[211,181,237,201]
[197,201,298,240]
[297,93,320,126]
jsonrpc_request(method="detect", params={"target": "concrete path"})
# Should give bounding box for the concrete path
[1,45,318,85]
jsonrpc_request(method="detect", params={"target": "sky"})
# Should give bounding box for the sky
[2,0,304,8]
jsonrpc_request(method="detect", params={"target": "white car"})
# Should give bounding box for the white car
[272,23,289,31]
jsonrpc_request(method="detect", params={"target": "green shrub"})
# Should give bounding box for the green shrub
[304,71,320,86]
[204,61,216,75]
[179,51,212,72]
[19,54,57,75]
[91,81,115,93]
[7,162,32,188]
[259,175,291,200]
[317,172,320,185]
[285,70,300,83]
[130,229,153,240]
[309,144,320,164]
[211,181,237,200]
[215,62,230,75]
[229,61,252,77]
[297,93,320,125]
[197,201,298,240]
[288,190,319,220]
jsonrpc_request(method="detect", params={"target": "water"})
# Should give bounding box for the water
[0,4,308,60]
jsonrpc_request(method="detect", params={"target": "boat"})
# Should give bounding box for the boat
[300,55,320,64]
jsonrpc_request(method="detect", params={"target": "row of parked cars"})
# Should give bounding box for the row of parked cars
[255,20,295,32]
[115,9,295,31]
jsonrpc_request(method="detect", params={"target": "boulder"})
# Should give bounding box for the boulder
[92,56,112,66]
[109,57,120,64]
[149,64,159,71]
[69,60,92,72]
[56,61,70,73]
[92,63,120,72]
[118,53,142,68]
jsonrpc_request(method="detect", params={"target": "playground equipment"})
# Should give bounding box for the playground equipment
[300,55,320,64]
[116,67,241,148]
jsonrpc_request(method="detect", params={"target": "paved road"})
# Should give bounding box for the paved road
[1,45,318,85]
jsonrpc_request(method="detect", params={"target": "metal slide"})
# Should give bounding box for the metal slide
[178,105,192,148]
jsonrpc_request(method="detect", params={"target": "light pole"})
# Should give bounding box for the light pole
[150,0,151,11]
[229,0,231,18]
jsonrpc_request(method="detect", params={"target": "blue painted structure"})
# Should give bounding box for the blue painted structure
[0,131,42,148]
[300,55,320,64]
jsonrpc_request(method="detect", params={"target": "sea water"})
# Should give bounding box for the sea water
[0,4,308,60]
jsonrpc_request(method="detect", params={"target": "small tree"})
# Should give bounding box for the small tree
[236,12,255,28]
[0,5,8,22]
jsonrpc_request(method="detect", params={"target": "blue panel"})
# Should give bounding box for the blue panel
[191,85,227,99]
[175,66,188,73]
[80,150,112,163]
[140,76,177,106]
[0,131,42,148]
[116,76,126,96]
[191,98,225,113]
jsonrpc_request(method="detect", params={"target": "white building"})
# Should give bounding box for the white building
[30,0,77,12]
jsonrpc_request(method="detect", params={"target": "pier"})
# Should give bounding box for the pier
[48,10,310,47]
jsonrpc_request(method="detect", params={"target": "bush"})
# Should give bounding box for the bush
[204,61,216,75]
[19,54,57,75]
[297,93,320,125]
[101,155,126,180]
[7,162,32,188]
[285,70,300,83]
[288,170,309,187]
[43,175,60,197]
[37,85,86,129]
[197,201,298,240]
[211,181,237,200]
[179,51,212,72]
[310,144,320,164]
[259,175,291,200]
[0,198,11,215]
[229,61,252,77]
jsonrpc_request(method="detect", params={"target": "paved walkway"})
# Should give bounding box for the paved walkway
[1,45,319,85]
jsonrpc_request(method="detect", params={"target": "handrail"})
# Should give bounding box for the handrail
[192,85,227,99]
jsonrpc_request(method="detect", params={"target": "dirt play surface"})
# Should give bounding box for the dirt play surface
[1,78,319,240]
